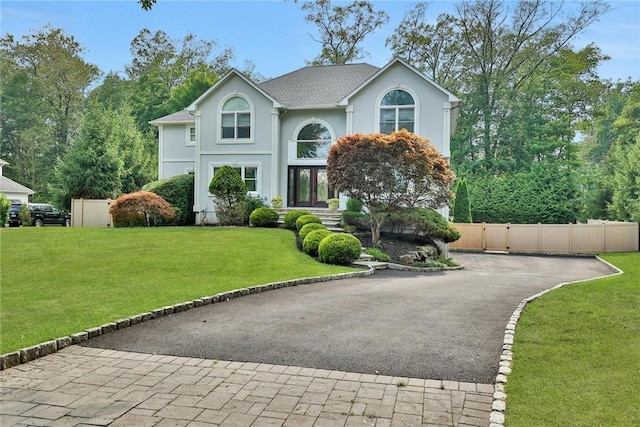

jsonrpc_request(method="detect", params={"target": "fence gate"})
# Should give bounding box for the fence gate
[483,224,508,252]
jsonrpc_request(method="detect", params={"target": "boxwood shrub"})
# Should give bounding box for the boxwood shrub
[303,229,333,257]
[284,209,311,230]
[249,207,279,227]
[296,214,322,231]
[318,233,362,265]
[299,223,327,241]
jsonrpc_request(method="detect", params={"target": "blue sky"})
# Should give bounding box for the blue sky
[2,0,639,82]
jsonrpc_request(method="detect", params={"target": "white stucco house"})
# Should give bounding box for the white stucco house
[151,58,459,225]
[0,159,34,203]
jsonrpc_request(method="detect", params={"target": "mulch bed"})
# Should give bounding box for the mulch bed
[352,231,434,263]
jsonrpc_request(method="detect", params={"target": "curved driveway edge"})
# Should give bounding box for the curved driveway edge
[488,255,623,427]
[0,268,374,371]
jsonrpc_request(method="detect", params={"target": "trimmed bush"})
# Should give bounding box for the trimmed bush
[341,210,371,231]
[452,178,472,223]
[299,222,327,241]
[318,233,362,265]
[303,229,332,257]
[387,208,460,243]
[346,198,364,213]
[249,207,279,227]
[208,166,247,226]
[143,173,195,225]
[109,191,175,227]
[283,209,311,230]
[296,214,322,231]
[244,196,267,225]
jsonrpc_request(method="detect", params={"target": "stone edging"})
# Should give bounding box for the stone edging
[386,262,464,272]
[0,267,374,371]
[488,255,623,427]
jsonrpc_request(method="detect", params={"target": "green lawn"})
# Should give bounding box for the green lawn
[506,252,640,426]
[0,227,356,354]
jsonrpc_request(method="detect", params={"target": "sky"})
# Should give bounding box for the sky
[1,0,639,83]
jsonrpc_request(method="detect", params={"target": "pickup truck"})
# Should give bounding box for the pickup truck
[28,203,71,227]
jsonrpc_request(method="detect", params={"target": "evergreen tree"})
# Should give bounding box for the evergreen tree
[452,178,472,223]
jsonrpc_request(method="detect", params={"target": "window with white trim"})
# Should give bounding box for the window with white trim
[221,96,251,140]
[212,165,258,193]
[186,126,196,145]
[296,123,332,159]
[379,90,415,134]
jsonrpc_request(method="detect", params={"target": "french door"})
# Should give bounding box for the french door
[288,166,334,207]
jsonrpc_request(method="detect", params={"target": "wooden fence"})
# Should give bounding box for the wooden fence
[449,222,639,254]
[71,199,112,227]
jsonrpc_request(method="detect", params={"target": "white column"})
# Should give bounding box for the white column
[193,111,202,223]
[157,125,164,179]
[345,105,354,135]
[271,108,281,199]
[442,102,451,159]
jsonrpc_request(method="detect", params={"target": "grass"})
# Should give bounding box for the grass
[0,227,356,354]
[506,252,640,426]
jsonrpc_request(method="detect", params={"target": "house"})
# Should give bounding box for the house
[151,58,460,225]
[0,159,35,204]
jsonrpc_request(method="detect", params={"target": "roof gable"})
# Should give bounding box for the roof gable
[0,176,34,195]
[149,110,194,125]
[258,63,379,109]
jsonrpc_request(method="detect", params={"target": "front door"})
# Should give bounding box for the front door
[288,166,333,207]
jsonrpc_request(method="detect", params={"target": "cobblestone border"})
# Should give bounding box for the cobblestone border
[0,267,374,371]
[488,255,623,427]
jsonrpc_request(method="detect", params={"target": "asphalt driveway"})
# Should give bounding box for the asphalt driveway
[83,253,614,384]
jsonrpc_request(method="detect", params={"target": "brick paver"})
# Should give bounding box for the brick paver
[0,346,493,426]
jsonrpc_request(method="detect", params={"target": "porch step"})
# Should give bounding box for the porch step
[274,208,343,230]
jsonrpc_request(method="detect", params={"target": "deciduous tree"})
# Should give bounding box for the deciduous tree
[327,130,455,245]
[109,190,175,226]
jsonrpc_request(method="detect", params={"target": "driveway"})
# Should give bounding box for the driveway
[83,253,614,384]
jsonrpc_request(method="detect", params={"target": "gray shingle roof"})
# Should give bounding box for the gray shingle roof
[149,110,195,124]
[0,176,34,195]
[258,63,380,108]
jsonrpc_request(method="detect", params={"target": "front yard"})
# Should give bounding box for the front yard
[0,227,355,354]
[506,252,640,426]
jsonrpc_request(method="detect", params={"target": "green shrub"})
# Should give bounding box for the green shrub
[143,173,195,225]
[318,233,362,265]
[346,198,363,213]
[387,208,461,243]
[296,214,322,231]
[249,207,279,227]
[244,196,267,225]
[0,194,10,225]
[303,229,332,257]
[299,223,327,241]
[284,209,311,230]
[452,178,472,223]
[19,204,31,226]
[208,166,247,226]
[365,247,391,262]
[342,210,371,231]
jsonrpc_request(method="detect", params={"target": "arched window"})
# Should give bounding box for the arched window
[221,96,251,140]
[296,123,332,159]
[379,89,415,134]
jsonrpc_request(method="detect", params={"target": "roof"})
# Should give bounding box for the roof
[0,176,35,195]
[258,63,379,108]
[149,110,194,125]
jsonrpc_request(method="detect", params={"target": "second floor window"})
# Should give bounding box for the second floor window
[296,123,332,159]
[221,96,251,140]
[380,89,415,134]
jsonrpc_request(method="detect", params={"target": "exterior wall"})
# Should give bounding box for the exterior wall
[2,191,30,204]
[349,62,450,156]
[158,123,195,179]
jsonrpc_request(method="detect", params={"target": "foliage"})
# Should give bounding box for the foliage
[506,253,640,426]
[296,214,322,231]
[463,164,579,224]
[346,198,363,213]
[0,193,10,225]
[0,26,100,201]
[249,207,279,228]
[109,191,175,227]
[452,178,472,223]
[302,229,333,257]
[244,196,268,225]
[387,208,461,243]
[299,222,327,241]
[328,130,455,246]
[143,173,195,225]
[365,247,391,262]
[296,0,389,65]
[19,204,31,226]
[208,166,247,226]
[284,209,311,230]
[0,227,355,353]
[318,233,362,265]
[341,211,371,231]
